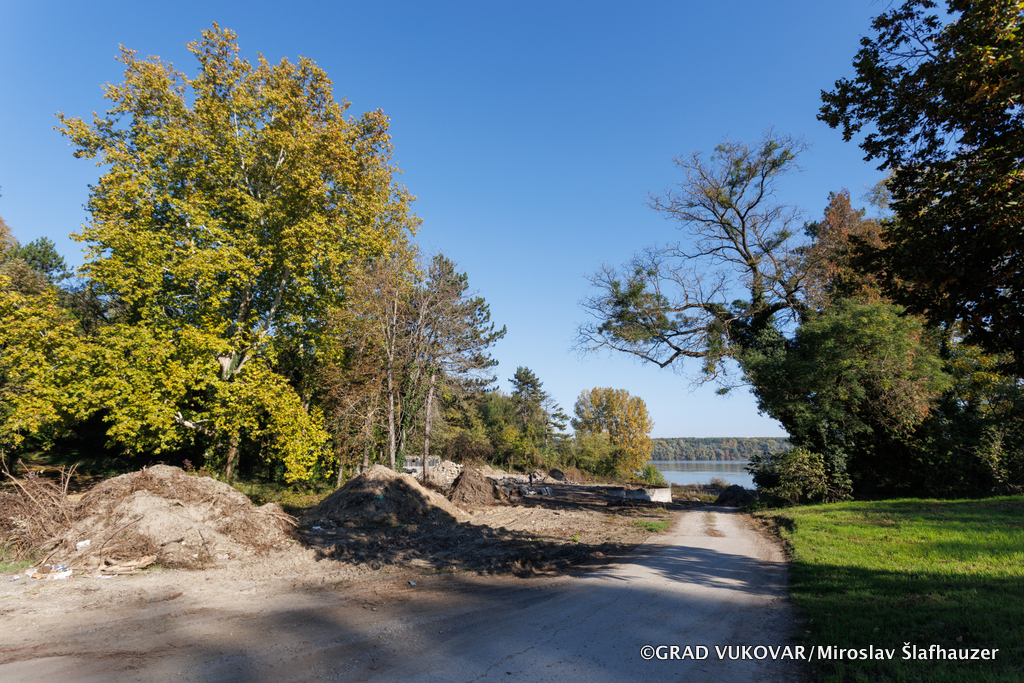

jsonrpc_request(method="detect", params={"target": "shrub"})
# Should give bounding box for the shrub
[746,447,851,505]
[636,464,667,487]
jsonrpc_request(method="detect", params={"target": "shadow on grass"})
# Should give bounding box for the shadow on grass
[789,560,1022,683]
[760,497,1024,682]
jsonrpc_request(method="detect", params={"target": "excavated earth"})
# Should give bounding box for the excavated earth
[0,466,804,682]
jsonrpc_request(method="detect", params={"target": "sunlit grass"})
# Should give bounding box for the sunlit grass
[631,519,671,533]
[756,497,1024,682]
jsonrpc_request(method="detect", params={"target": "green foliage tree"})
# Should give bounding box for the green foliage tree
[508,366,567,451]
[571,387,654,476]
[413,255,505,480]
[3,237,71,285]
[746,447,851,504]
[509,366,547,431]
[558,431,616,475]
[820,0,1024,372]
[905,340,1024,496]
[0,275,84,452]
[741,299,951,489]
[577,130,807,380]
[56,25,417,481]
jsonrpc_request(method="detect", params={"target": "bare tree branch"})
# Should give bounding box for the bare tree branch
[576,130,809,381]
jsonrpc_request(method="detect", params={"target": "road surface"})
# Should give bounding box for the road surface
[0,507,804,682]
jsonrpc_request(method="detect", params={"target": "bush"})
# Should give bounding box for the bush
[443,428,495,464]
[636,463,667,487]
[746,448,851,505]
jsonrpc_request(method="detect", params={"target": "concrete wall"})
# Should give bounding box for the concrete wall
[612,487,672,503]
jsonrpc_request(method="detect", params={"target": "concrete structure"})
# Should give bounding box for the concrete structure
[612,486,672,503]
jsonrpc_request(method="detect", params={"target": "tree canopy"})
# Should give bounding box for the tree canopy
[819,0,1024,372]
[741,299,951,479]
[577,130,808,381]
[571,387,654,476]
[56,24,418,480]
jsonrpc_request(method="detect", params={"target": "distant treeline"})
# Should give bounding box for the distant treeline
[650,437,790,461]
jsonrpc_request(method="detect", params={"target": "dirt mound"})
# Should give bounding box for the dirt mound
[449,467,506,507]
[59,465,296,569]
[714,485,758,507]
[303,465,466,528]
[476,463,514,479]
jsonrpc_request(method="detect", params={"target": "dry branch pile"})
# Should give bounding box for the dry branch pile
[0,467,76,562]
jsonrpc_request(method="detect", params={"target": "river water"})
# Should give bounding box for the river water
[649,460,754,488]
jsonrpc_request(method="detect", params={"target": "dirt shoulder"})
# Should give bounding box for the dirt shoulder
[0,502,803,683]
[3,469,806,682]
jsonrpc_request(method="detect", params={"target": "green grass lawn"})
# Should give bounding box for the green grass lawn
[756,497,1024,682]
[631,519,672,533]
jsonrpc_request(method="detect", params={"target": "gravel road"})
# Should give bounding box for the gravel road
[0,507,804,682]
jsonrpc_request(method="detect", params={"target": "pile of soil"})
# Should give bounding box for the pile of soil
[449,467,506,507]
[303,465,467,528]
[714,485,757,507]
[59,465,296,569]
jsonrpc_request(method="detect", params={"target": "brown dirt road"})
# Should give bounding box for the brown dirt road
[0,506,804,682]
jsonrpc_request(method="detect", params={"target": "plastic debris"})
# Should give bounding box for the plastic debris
[409,581,416,586]
[312,526,322,530]
[76,539,92,550]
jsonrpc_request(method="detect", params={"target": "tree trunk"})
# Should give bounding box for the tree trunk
[422,373,435,484]
[387,365,397,470]
[224,434,240,481]
[361,403,375,475]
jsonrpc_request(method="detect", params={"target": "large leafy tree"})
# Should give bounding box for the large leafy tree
[57,25,417,480]
[742,299,951,488]
[819,0,1024,372]
[571,387,654,476]
[0,275,85,452]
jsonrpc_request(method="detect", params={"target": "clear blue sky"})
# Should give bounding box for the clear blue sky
[0,1,886,438]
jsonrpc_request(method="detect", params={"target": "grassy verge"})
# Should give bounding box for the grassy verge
[755,497,1024,683]
[631,519,672,533]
